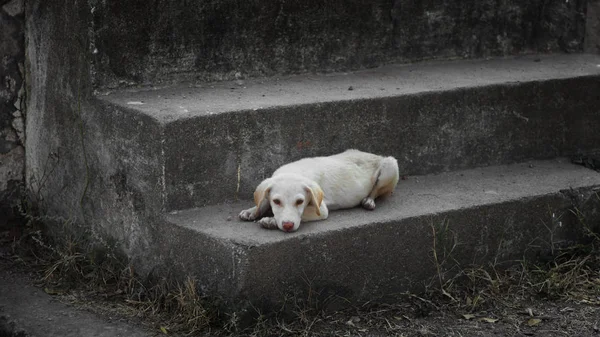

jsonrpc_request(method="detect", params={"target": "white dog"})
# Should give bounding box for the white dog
[239,149,399,232]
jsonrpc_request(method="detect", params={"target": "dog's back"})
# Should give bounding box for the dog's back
[273,149,389,209]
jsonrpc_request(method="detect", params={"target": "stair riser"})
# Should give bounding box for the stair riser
[91,0,586,87]
[152,221,245,297]
[160,187,600,307]
[163,76,600,210]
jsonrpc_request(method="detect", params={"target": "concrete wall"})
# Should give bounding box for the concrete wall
[25,0,164,269]
[91,0,587,87]
[0,0,25,220]
[20,0,600,282]
[587,0,600,53]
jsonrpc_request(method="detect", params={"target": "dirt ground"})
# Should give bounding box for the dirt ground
[2,258,598,337]
[291,299,600,337]
[1,215,599,337]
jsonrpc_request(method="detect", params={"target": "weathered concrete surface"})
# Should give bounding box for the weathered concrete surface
[0,0,25,220]
[90,0,587,87]
[25,0,92,221]
[164,159,600,306]
[25,0,166,273]
[99,54,600,209]
[587,0,600,53]
[101,54,600,120]
[23,0,600,316]
[0,268,150,337]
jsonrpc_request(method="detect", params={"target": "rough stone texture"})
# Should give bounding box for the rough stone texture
[0,268,149,337]
[0,0,25,220]
[164,160,600,306]
[24,0,600,314]
[90,0,587,87]
[26,0,165,271]
[586,0,600,53]
[99,54,600,209]
[1,0,23,16]
[25,0,94,222]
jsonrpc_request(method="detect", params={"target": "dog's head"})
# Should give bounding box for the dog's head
[253,174,324,232]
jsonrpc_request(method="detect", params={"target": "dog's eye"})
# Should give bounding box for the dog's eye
[273,199,281,206]
[295,199,304,206]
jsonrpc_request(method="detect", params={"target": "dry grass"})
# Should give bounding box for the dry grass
[4,196,600,336]
[427,206,600,315]
[5,206,216,335]
[239,203,600,336]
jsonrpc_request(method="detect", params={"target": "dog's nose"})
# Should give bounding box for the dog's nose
[282,221,294,231]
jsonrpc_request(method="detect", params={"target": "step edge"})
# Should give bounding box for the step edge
[95,53,600,124]
[164,160,600,247]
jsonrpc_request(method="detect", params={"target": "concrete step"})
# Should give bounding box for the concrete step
[95,54,600,211]
[160,159,600,307]
[89,0,587,87]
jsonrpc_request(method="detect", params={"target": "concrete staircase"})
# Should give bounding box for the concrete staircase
[97,54,600,209]
[94,53,600,306]
[163,160,600,305]
[26,0,600,309]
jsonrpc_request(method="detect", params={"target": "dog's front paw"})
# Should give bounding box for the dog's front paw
[361,197,376,211]
[257,217,278,229]
[239,208,257,221]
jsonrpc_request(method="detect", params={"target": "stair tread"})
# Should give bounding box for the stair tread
[166,158,600,246]
[98,54,600,123]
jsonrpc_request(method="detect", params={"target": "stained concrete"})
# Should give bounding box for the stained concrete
[168,159,600,244]
[90,0,587,87]
[25,0,164,274]
[164,159,600,305]
[587,0,600,54]
[25,0,94,224]
[0,269,149,337]
[101,54,600,120]
[0,0,25,219]
[23,0,600,315]
[99,54,600,209]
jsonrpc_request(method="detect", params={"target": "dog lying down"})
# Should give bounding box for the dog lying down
[239,149,400,232]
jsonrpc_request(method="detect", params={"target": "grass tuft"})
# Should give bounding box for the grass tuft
[5,203,216,335]
[3,193,600,336]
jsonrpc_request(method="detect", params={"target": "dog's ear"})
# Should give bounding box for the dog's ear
[253,178,273,216]
[304,183,324,216]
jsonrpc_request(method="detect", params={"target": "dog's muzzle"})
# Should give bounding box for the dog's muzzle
[282,221,294,232]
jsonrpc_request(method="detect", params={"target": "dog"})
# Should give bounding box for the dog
[239,149,399,232]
